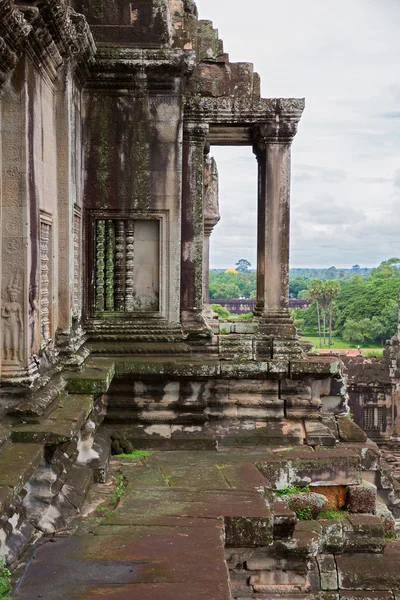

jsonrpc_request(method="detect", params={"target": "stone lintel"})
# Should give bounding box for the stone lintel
[184,96,305,126]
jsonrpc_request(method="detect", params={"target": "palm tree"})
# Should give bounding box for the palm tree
[308,279,323,347]
[324,280,341,347]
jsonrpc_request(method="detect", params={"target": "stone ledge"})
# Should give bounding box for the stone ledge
[67,359,115,394]
[11,394,94,444]
[0,443,43,494]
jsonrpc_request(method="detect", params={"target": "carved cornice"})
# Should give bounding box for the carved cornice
[0,0,96,88]
[183,122,209,144]
[0,0,31,86]
[86,47,196,89]
[184,96,305,127]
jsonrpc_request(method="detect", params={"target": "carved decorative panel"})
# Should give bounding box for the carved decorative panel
[93,218,160,314]
[40,221,52,345]
[73,213,82,316]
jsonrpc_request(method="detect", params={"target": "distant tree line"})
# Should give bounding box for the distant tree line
[209,258,400,347]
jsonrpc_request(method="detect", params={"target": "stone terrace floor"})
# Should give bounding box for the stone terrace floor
[13,448,400,599]
[14,449,274,599]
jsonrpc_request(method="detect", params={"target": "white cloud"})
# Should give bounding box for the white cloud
[196,0,400,268]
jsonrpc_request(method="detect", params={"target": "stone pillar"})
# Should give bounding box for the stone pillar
[181,122,211,337]
[253,112,303,358]
[0,59,39,385]
[203,156,220,307]
[55,66,87,366]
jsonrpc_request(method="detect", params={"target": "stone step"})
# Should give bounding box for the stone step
[8,373,67,418]
[0,442,43,496]
[90,341,191,354]
[11,394,94,444]
[105,409,207,425]
[66,359,115,395]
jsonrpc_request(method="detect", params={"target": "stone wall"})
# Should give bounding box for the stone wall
[343,356,395,443]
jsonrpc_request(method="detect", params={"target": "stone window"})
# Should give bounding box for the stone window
[363,406,384,431]
[93,218,160,314]
[73,211,82,317]
[40,219,52,346]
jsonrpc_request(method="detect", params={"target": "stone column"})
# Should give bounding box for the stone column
[203,156,220,308]
[55,66,87,366]
[181,122,211,337]
[253,111,303,358]
[0,59,39,385]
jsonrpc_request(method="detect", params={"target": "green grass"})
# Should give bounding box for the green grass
[228,312,254,321]
[111,474,127,504]
[301,336,382,349]
[115,450,151,459]
[0,558,12,599]
[363,349,384,357]
[275,484,310,497]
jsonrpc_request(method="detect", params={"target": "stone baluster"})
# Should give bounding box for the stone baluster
[181,122,211,337]
[114,220,126,312]
[105,220,115,312]
[253,110,303,358]
[95,220,105,312]
[125,220,135,312]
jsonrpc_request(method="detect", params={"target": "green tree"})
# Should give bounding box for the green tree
[342,319,365,345]
[236,259,251,273]
[324,280,341,347]
[298,289,310,300]
[211,304,230,318]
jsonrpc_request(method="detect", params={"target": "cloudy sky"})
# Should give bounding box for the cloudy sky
[196,0,400,269]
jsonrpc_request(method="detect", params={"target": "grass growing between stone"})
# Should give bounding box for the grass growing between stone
[275,484,310,497]
[96,472,128,522]
[319,508,348,520]
[114,450,151,459]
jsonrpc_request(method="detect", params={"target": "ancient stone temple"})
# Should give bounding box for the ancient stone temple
[1,1,400,598]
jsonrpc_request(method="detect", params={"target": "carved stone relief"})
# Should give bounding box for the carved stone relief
[1,274,24,362]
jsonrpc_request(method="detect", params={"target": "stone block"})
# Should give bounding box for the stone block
[317,554,338,592]
[321,395,347,415]
[375,501,395,538]
[337,416,367,443]
[319,519,344,554]
[278,521,322,558]
[287,492,328,520]
[305,420,337,446]
[336,552,400,590]
[347,482,377,514]
[0,443,43,494]
[249,569,309,594]
[343,514,385,553]
[266,420,306,445]
[67,359,115,395]
[289,449,361,487]
[340,593,395,599]
[224,515,273,547]
[290,358,341,379]
[272,500,297,539]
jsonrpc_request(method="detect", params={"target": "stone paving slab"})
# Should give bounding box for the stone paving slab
[73,581,232,600]
[14,449,274,599]
[14,522,229,599]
